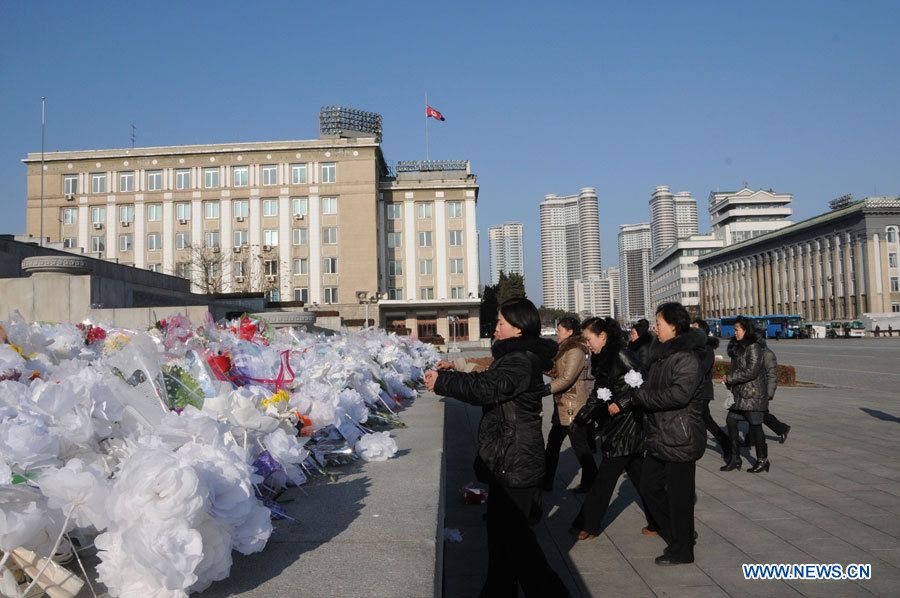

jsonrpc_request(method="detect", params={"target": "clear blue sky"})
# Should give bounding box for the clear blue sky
[2,1,898,302]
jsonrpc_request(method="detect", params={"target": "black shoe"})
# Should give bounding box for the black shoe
[655,554,694,566]
[747,458,770,473]
[720,457,742,472]
[779,426,791,444]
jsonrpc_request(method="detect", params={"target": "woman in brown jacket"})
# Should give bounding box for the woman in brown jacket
[542,317,597,492]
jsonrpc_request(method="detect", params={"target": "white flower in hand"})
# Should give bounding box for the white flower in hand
[596,387,613,402]
[624,369,643,388]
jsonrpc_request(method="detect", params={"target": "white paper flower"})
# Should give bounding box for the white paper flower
[189,520,234,592]
[596,387,613,402]
[121,521,204,591]
[355,431,398,461]
[0,485,48,551]
[175,441,256,528]
[264,428,310,486]
[39,457,110,530]
[624,369,644,388]
[0,412,60,470]
[231,501,272,555]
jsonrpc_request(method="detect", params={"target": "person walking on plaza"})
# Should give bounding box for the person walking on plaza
[613,302,707,565]
[722,317,771,473]
[692,319,731,463]
[569,317,658,541]
[741,339,791,446]
[628,318,655,370]
[425,298,570,597]
[542,317,596,493]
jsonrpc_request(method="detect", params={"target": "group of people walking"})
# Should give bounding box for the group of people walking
[423,298,789,597]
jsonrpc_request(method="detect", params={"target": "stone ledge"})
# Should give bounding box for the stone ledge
[21,255,93,275]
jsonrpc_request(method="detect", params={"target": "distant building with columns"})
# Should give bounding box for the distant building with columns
[697,197,900,321]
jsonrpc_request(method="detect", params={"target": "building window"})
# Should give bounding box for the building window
[147,233,161,251]
[261,165,277,186]
[204,168,219,189]
[175,169,191,190]
[91,173,107,194]
[62,237,76,249]
[449,230,463,246]
[147,263,162,273]
[420,287,435,300]
[62,208,77,225]
[233,260,246,278]
[233,200,249,218]
[321,197,338,215]
[119,234,133,252]
[388,288,403,300]
[176,203,191,221]
[418,231,432,247]
[291,164,307,184]
[91,236,105,252]
[261,198,277,217]
[264,260,278,276]
[63,174,78,195]
[292,228,308,246]
[204,201,220,219]
[263,229,279,247]
[116,205,133,224]
[266,289,281,302]
[293,258,308,275]
[91,206,106,224]
[292,197,308,216]
[450,258,464,274]
[417,203,433,219]
[387,204,402,220]
[176,232,190,249]
[175,262,191,279]
[890,253,898,268]
[321,162,336,183]
[146,203,162,221]
[233,166,248,187]
[448,201,462,218]
[388,260,403,276]
[419,259,433,275]
[324,287,339,303]
[893,302,900,313]
[892,277,900,292]
[294,287,309,303]
[388,232,402,248]
[119,171,134,192]
[147,170,163,191]
[233,230,248,247]
[323,257,338,274]
[204,231,220,248]
[451,286,464,299]
[886,227,898,244]
[323,227,338,244]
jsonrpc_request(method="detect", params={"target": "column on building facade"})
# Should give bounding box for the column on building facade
[842,233,853,318]
[403,197,417,300]
[854,235,866,316]
[134,194,145,269]
[832,235,844,319]
[789,245,801,316]
[736,259,746,313]
[810,240,821,321]
[190,197,203,292]
[822,238,834,320]
[728,262,738,314]
[307,190,321,304]
[278,194,291,300]
[105,195,117,260]
[464,194,479,298]
[249,195,262,295]
[777,250,787,313]
[764,253,774,314]
[221,196,233,292]
[867,234,887,313]
[878,232,892,313]
[434,197,448,300]
[803,243,815,320]
[377,199,388,295]
[748,256,759,315]
[78,200,89,253]
[162,200,175,275]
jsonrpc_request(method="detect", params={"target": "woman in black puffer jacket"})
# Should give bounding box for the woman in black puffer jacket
[426,298,569,597]
[614,302,706,566]
[570,317,658,540]
[722,316,770,473]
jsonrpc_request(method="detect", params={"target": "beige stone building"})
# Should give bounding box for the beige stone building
[697,197,900,321]
[23,111,481,341]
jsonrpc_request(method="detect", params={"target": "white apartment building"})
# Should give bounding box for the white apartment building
[488,222,524,284]
[618,223,652,323]
[649,234,724,315]
[574,276,615,319]
[709,187,793,246]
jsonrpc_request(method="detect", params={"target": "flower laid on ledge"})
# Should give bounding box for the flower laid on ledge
[0,311,438,597]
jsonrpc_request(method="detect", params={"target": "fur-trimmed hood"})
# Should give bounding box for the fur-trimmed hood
[628,332,654,354]
[649,328,707,363]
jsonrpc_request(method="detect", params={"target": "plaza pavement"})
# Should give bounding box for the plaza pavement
[443,339,900,597]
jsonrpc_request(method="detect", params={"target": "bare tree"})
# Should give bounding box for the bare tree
[189,244,224,294]
[190,243,285,298]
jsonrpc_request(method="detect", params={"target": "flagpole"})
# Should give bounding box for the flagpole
[40,96,45,247]
[425,91,429,161]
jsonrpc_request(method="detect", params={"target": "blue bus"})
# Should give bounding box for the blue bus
[719,315,803,339]
[704,318,722,337]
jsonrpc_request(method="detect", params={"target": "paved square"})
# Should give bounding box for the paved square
[443,339,900,597]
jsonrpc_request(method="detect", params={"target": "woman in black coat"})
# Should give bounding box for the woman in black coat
[692,319,731,463]
[614,302,706,566]
[722,316,770,473]
[569,317,658,540]
[425,298,569,597]
[628,318,655,371]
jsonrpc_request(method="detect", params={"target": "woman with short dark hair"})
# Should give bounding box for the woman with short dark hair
[425,298,569,596]
[613,302,706,565]
[628,318,655,370]
[722,316,770,473]
[542,316,596,493]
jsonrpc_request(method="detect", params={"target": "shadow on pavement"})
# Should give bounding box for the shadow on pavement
[859,407,900,423]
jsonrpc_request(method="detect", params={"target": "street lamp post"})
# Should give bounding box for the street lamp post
[448,315,460,353]
[357,291,387,329]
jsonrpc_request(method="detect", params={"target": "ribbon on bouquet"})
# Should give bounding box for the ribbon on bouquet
[209,349,297,390]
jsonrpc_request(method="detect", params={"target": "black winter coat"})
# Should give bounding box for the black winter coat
[726,333,769,412]
[628,332,655,372]
[577,348,644,458]
[434,335,558,488]
[618,328,707,462]
[698,336,720,400]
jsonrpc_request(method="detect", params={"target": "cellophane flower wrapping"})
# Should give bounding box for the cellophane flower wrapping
[0,311,431,596]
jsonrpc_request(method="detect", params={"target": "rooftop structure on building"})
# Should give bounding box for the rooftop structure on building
[708,186,793,246]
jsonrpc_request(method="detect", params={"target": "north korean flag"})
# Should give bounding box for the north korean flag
[426,105,446,121]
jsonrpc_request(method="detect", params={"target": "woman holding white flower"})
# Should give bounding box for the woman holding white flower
[569,317,658,541]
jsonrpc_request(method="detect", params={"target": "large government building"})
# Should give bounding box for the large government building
[22,107,481,341]
[697,196,900,321]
